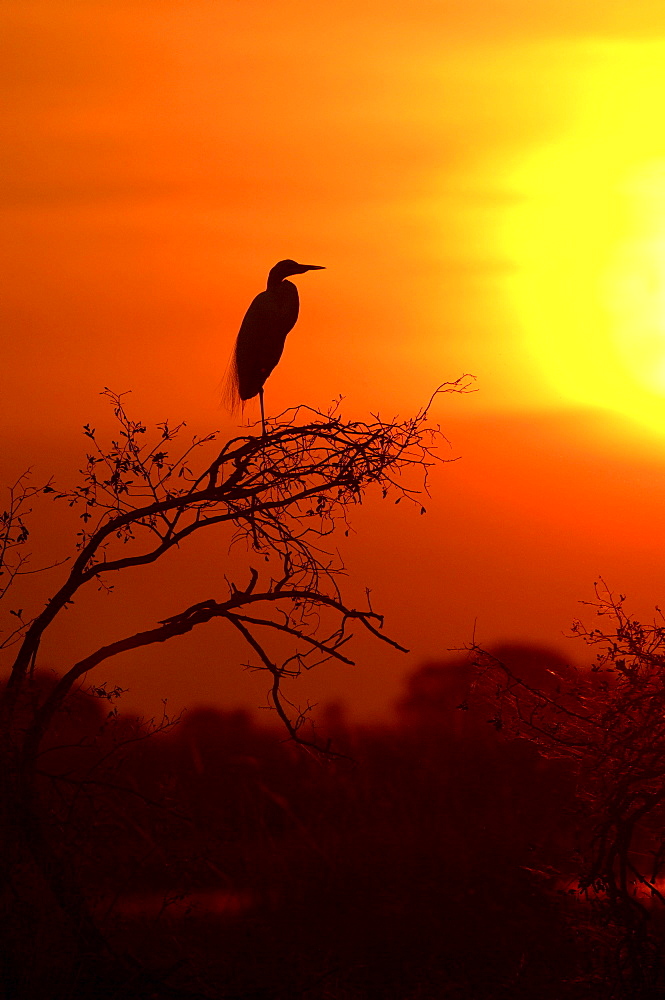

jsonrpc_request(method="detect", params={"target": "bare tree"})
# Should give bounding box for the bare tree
[0,381,470,997]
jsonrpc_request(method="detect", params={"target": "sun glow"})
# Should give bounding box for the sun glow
[501,41,665,435]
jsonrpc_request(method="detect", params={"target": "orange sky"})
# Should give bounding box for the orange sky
[5,0,665,721]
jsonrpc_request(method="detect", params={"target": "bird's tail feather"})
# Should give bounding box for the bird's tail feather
[222,350,242,415]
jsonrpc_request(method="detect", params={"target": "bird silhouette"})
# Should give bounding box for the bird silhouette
[226,259,325,435]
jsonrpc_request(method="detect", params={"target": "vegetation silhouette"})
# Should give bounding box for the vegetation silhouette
[0,649,588,1000]
[0,382,470,998]
[5,386,662,998]
[473,594,665,996]
[225,259,325,435]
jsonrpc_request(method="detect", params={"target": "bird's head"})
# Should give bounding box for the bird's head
[269,259,325,282]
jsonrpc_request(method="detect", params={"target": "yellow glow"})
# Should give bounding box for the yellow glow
[501,41,665,434]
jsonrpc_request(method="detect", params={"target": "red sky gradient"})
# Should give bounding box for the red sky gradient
[5,0,665,721]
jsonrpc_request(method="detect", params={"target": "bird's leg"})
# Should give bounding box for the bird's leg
[252,389,265,547]
[258,387,266,438]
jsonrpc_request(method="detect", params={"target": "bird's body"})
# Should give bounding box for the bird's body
[235,274,300,401]
[226,259,324,434]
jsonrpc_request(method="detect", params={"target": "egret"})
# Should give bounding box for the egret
[226,259,325,435]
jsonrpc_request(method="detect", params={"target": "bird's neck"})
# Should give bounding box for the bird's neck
[267,273,296,293]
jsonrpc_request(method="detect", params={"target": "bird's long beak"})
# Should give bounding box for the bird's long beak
[303,264,325,271]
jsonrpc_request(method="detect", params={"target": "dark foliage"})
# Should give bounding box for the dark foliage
[474,595,665,997]
[12,657,587,1000]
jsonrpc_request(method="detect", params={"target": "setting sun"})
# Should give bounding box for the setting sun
[502,40,665,434]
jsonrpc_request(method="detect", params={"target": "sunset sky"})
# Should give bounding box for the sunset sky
[5,0,665,721]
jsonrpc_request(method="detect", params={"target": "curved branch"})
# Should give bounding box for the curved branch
[5,389,456,747]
